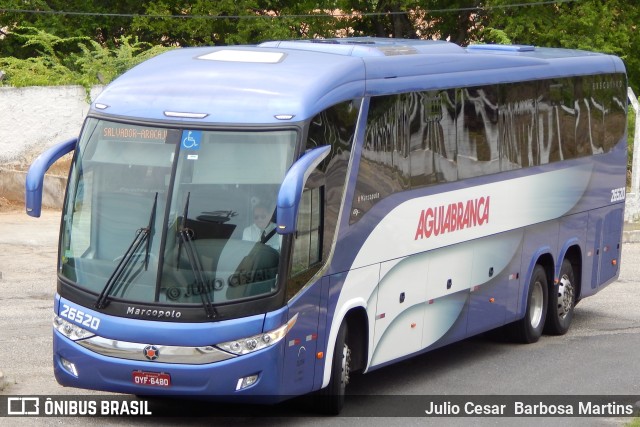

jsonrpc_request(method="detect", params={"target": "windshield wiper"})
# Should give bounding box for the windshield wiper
[178,192,217,319]
[144,193,158,270]
[95,193,158,309]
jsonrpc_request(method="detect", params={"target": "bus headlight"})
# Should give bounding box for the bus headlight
[216,314,297,356]
[53,315,95,341]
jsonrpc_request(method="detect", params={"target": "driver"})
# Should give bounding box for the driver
[242,204,281,251]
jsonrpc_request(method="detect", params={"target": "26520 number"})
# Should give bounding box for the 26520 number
[60,304,101,330]
[611,187,626,203]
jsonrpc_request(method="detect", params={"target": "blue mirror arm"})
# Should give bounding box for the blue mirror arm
[25,138,77,217]
[276,145,331,234]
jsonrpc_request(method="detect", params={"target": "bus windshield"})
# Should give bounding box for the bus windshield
[60,118,297,312]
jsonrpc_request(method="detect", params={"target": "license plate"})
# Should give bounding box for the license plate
[132,371,171,387]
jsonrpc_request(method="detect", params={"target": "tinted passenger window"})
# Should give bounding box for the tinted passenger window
[352,91,457,223]
[499,82,538,169]
[539,79,576,161]
[458,86,500,178]
[352,95,410,223]
[291,187,322,276]
[410,90,458,186]
[305,100,359,259]
[288,100,359,299]
[349,73,625,226]
[573,77,593,157]
[599,75,628,152]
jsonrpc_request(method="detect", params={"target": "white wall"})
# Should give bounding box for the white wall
[0,85,102,163]
[0,85,102,208]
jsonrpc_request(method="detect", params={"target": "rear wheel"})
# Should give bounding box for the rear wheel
[316,321,350,415]
[544,259,575,335]
[511,265,548,343]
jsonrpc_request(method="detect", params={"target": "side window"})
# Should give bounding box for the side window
[539,78,576,162]
[574,77,593,157]
[352,95,407,223]
[555,79,576,160]
[584,75,606,154]
[410,90,458,186]
[593,74,627,153]
[348,74,624,230]
[306,100,358,257]
[287,186,323,300]
[499,82,538,170]
[290,187,323,277]
[458,86,500,179]
[601,74,628,152]
[352,91,457,223]
[287,100,358,299]
[575,73,626,155]
[306,99,361,259]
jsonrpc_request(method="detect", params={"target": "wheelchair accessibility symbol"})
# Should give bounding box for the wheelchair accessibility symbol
[181,130,202,150]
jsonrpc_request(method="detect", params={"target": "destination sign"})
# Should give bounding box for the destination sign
[102,126,168,142]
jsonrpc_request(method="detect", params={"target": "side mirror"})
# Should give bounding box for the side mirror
[25,138,77,217]
[276,145,330,234]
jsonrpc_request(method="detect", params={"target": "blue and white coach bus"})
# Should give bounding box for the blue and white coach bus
[26,38,627,413]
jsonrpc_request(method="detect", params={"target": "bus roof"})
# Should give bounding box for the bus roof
[92,38,625,125]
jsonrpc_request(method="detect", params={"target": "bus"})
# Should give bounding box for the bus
[26,38,627,414]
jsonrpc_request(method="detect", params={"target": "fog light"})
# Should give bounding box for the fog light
[236,374,259,391]
[60,357,78,377]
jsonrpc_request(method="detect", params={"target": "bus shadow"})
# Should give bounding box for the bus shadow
[128,333,516,422]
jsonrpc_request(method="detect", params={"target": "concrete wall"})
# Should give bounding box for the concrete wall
[0,86,102,163]
[0,85,102,208]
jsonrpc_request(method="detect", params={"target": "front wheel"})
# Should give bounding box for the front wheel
[511,265,548,343]
[544,259,575,335]
[316,321,350,415]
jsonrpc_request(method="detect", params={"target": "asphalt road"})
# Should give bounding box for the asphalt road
[0,209,639,426]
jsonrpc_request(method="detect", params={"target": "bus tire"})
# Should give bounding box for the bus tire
[317,321,350,415]
[544,259,575,335]
[512,265,548,343]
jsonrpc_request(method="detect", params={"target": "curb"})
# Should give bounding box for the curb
[0,168,66,210]
[623,230,640,244]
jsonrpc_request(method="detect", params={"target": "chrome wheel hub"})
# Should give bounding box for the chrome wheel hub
[557,274,574,319]
[529,280,544,329]
[341,343,352,388]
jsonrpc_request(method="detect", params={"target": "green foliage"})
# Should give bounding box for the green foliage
[625,417,640,427]
[129,0,340,46]
[479,28,512,45]
[0,1,637,91]
[0,56,77,86]
[483,0,639,91]
[0,0,147,49]
[324,1,486,43]
[0,27,88,86]
[74,37,171,87]
[0,27,171,89]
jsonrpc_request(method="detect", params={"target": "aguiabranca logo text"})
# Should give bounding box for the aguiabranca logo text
[414,196,490,240]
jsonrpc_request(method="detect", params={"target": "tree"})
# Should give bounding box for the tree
[482,0,638,91]
[129,0,339,46]
[0,1,147,51]
[331,1,486,43]
[0,26,170,88]
[1,0,637,91]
